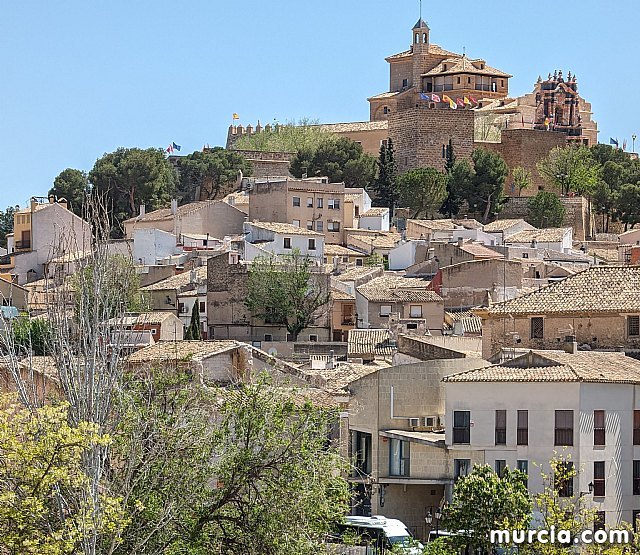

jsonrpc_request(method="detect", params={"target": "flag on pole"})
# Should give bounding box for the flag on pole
[166,144,174,154]
[456,98,465,107]
[172,142,181,151]
[610,138,619,147]
[419,93,430,101]
[623,139,627,151]
[232,113,239,120]
[431,93,441,103]
[442,95,457,109]
[464,96,471,106]
[469,96,478,105]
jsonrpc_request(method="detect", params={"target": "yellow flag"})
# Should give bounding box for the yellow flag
[442,95,457,109]
[232,113,239,120]
[464,96,471,106]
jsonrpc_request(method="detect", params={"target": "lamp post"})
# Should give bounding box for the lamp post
[424,505,444,542]
[633,134,637,153]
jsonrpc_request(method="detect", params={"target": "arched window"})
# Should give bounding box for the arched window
[423,33,428,43]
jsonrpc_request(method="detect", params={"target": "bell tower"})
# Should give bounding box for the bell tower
[412,18,430,90]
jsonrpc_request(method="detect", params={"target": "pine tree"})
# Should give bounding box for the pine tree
[440,140,464,217]
[371,138,399,216]
[185,302,201,340]
[444,139,456,174]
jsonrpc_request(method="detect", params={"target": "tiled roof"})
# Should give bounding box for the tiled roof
[367,91,402,100]
[356,273,440,302]
[123,201,216,224]
[315,121,389,133]
[331,287,355,301]
[307,360,390,391]
[348,328,395,357]
[408,218,457,231]
[344,193,364,202]
[444,350,640,384]
[127,340,243,364]
[333,266,381,283]
[324,244,363,257]
[459,242,503,258]
[141,266,207,291]
[445,310,483,335]
[360,207,389,217]
[346,229,402,249]
[115,312,179,326]
[488,266,640,315]
[423,56,511,78]
[483,219,527,232]
[386,43,458,61]
[249,221,322,236]
[506,228,571,244]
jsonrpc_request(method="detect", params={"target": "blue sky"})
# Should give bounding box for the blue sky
[1,0,637,208]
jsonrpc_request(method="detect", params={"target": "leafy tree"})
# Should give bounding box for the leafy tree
[512,166,532,197]
[0,394,126,555]
[441,464,531,554]
[440,159,473,218]
[176,148,253,204]
[184,301,202,340]
[537,144,599,196]
[245,253,330,341]
[89,147,177,236]
[591,143,629,166]
[10,317,53,356]
[527,191,566,228]
[398,167,447,219]
[370,138,399,214]
[290,136,376,188]
[49,168,89,216]
[468,148,509,223]
[233,118,328,153]
[613,183,640,231]
[0,205,16,249]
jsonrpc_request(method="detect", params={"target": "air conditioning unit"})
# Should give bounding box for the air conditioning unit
[408,417,420,427]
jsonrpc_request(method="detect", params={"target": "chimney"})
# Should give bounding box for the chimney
[563,335,578,354]
[30,197,38,211]
[171,199,178,215]
[457,237,464,247]
[139,204,146,217]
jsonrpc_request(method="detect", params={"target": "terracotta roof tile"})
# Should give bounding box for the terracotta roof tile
[141,266,207,291]
[422,56,511,78]
[348,329,395,357]
[506,228,572,244]
[360,207,389,217]
[356,273,440,302]
[483,219,528,232]
[249,221,322,236]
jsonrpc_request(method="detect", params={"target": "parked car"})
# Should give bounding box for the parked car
[329,515,424,554]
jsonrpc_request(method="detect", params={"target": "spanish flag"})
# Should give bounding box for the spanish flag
[442,95,457,109]
[232,113,240,120]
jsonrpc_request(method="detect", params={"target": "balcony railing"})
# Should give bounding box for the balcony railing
[15,240,30,249]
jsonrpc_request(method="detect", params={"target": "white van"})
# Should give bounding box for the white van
[332,515,424,554]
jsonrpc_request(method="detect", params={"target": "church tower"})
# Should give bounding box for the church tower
[412,19,430,90]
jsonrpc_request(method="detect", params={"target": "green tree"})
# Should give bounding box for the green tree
[49,168,89,216]
[468,148,509,223]
[613,183,640,231]
[527,191,566,228]
[370,138,399,214]
[440,159,473,218]
[398,167,447,219]
[89,147,177,236]
[0,394,126,555]
[441,464,531,554]
[245,253,330,341]
[444,139,456,174]
[9,317,53,356]
[512,166,532,197]
[0,205,16,249]
[591,143,629,166]
[290,136,376,188]
[184,301,202,340]
[176,148,253,204]
[537,144,599,196]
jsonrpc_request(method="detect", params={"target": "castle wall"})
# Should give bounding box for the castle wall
[388,108,475,173]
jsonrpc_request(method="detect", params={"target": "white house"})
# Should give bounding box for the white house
[619,228,640,246]
[483,219,536,245]
[444,347,640,528]
[504,227,573,253]
[133,228,181,266]
[358,207,390,232]
[243,221,324,262]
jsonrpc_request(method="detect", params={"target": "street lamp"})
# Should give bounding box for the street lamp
[425,506,444,541]
[633,134,637,153]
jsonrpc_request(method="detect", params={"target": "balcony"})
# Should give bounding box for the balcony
[14,240,31,250]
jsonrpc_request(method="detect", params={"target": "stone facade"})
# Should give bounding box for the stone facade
[389,108,475,173]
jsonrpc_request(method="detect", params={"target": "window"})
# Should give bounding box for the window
[495,459,507,478]
[307,197,313,208]
[522,252,529,259]
[352,431,372,477]
[292,196,301,207]
[457,76,461,84]
[355,258,363,267]
[594,410,605,446]
[634,460,640,495]
[453,411,471,444]
[501,79,505,87]
[468,76,471,84]
[530,317,544,339]
[628,316,640,337]
[308,239,316,251]
[454,459,470,480]
[389,439,410,476]
[328,221,341,232]
[328,199,340,210]
[409,305,422,318]
[383,106,390,114]
[495,410,507,445]
[178,302,185,314]
[594,512,606,532]
[402,78,408,88]
[309,334,318,342]
[517,410,528,445]
[307,221,313,230]
[292,219,300,227]
[264,333,273,342]
[555,410,574,446]
[555,461,574,497]
[283,237,292,249]
[150,328,157,336]
[380,305,392,317]
[199,301,205,312]
[634,411,640,445]
[517,460,528,486]
[317,197,323,208]
[593,461,605,497]
[316,221,323,232]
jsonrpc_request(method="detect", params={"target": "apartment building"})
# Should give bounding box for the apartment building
[443,347,640,528]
